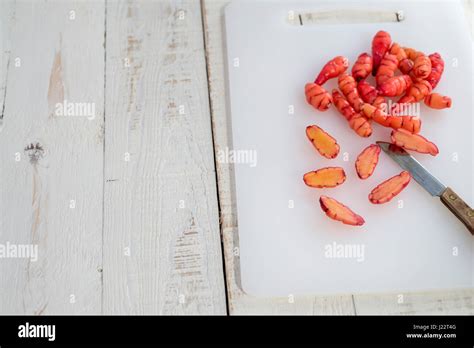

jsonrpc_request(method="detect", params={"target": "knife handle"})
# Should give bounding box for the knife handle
[440,187,474,235]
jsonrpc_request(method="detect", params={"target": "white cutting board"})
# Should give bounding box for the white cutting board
[225,0,473,297]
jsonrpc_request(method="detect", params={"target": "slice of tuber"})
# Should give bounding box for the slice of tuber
[320,196,365,226]
[303,167,346,188]
[355,144,381,179]
[306,125,340,159]
[391,129,439,156]
[369,171,411,204]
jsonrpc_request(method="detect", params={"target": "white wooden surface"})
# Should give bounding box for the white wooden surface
[0,0,104,314]
[0,0,226,315]
[0,0,472,315]
[102,0,226,314]
[0,0,14,133]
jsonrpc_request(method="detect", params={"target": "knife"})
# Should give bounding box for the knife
[377,141,474,235]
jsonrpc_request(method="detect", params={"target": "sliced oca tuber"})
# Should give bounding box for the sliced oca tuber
[369,171,411,204]
[355,144,381,179]
[320,196,365,226]
[361,103,422,134]
[352,53,373,81]
[378,75,412,97]
[332,89,372,138]
[391,128,439,156]
[371,30,392,75]
[338,73,364,112]
[426,53,444,89]
[424,93,452,109]
[303,167,346,188]
[305,83,332,111]
[315,56,349,85]
[375,53,399,86]
[306,125,340,159]
[357,80,379,104]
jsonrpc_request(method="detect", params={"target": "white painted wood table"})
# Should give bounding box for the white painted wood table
[0,0,472,315]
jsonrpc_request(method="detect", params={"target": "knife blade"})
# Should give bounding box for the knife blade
[377,141,474,235]
[376,142,445,196]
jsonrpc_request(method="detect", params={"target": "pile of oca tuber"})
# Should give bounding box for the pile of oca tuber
[304,30,450,226]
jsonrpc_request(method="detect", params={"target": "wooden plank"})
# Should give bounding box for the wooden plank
[354,290,473,315]
[103,0,226,314]
[0,0,14,131]
[201,0,355,315]
[202,0,473,314]
[0,0,104,314]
